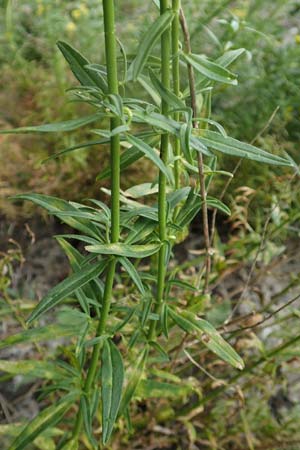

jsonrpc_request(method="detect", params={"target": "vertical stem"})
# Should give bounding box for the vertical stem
[172,0,181,193]
[179,8,211,294]
[148,0,171,340]
[73,0,120,438]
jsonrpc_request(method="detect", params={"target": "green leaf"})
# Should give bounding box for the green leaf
[125,218,156,245]
[137,75,160,105]
[86,243,161,258]
[57,41,108,92]
[119,347,148,415]
[0,322,86,350]
[175,188,201,227]
[216,48,246,68]
[80,396,96,447]
[169,308,244,370]
[42,139,108,162]
[128,10,174,80]
[199,130,293,166]
[8,394,77,450]
[149,341,169,362]
[206,196,231,216]
[124,182,159,198]
[137,379,191,399]
[133,110,180,135]
[56,237,104,314]
[168,307,196,334]
[126,134,173,183]
[60,439,78,450]
[149,69,186,110]
[101,339,124,444]
[160,303,169,338]
[97,132,159,180]
[0,114,101,134]
[183,53,237,85]
[0,360,69,380]
[132,110,211,157]
[28,259,107,324]
[119,257,146,295]
[167,279,197,292]
[180,123,193,163]
[12,194,101,240]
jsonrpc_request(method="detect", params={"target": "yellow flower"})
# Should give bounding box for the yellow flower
[72,5,88,20]
[295,35,300,44]
[66,21,77,33]
[79,4,88,15]
[72,9,82,20]
[232,8,246,19]
[37,4,44,15]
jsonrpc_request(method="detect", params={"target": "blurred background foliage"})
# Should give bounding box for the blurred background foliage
[0,0,299,227]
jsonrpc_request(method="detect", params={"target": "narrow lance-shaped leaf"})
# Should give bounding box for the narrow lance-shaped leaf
[119,347,148,415]
[216,48,246,68]
[149,69,186,110]
[97,133,160,181]
[126,134,173,183]
[0,323,87,350]
[183,53,238,85]
[0,114,101,134]
[119,257,146,295]
[12,194,101,240]
[199,130,293,166]
[169,308,244,370]
[27,259,107,324]
[128,10,174,80]
[86,243,161,258]
[0,360,69,380]
[8,394,77,450]
[206,197,231,216]
[57,41,108,92]
[43,138,110,163]
[60,440,79,450]
[101,339,124,444]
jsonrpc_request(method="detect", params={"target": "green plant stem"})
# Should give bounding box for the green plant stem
[172,0,181,193]
[73,0,120,439]
[148,0,171,341]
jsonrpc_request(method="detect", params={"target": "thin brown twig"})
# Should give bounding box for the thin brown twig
[224,292,300,335]
[209,106,280,247]
[179,8,211,294]
[227,171,298,322]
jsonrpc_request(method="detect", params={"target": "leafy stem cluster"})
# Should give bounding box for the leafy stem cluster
[1,0,294,448]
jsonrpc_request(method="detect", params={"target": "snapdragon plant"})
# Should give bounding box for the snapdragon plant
[1,0,294,448]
